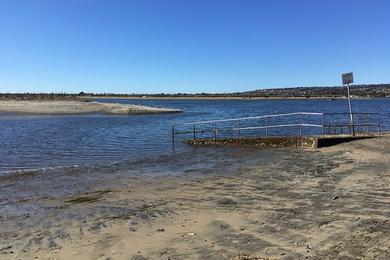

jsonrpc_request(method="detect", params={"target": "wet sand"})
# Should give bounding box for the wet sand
[0,101,181,115]
[0,137,389,259]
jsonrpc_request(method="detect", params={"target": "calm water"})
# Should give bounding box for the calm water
[0,98,389,172]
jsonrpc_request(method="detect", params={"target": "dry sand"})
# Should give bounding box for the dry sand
[0,137,389,259]
[0,100,181,115]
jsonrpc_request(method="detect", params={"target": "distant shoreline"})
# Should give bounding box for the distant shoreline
[0,100,182,115]
[80,95,375,100]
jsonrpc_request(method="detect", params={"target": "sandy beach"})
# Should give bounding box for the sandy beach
[0,136,389,259]
[0,100,182,115]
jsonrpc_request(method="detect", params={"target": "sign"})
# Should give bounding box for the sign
[342,72,353,85]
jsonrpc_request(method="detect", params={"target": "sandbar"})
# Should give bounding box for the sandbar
[0,100,182,115]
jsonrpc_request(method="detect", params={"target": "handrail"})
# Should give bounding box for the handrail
[171,112,381,148]
[173,112,324,126]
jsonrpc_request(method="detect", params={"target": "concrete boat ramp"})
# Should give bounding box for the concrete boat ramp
[186,135,377,148]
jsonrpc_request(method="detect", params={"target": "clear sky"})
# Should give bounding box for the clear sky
[0,0,389,94]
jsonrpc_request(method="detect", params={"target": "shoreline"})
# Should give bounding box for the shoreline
[0,100,182,115]
[0,137,389,258]
[80,95,378,100]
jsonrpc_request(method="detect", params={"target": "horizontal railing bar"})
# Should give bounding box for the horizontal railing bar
[325,124,380,127]
[236,124,323,130]
[324,112,379,115]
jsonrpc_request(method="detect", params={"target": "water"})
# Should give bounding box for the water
[0,98,389,172]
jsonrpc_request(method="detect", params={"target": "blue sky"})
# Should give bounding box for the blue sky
[0,0,389,94]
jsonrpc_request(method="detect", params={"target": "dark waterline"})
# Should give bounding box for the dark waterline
[0,98,389,173]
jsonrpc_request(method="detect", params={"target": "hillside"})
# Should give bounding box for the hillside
[2,84,390,99]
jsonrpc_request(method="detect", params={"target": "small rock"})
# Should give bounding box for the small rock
[157,228,165,232]
[332,196,339,200]
[216,198,237,207]
[187,232,196,236]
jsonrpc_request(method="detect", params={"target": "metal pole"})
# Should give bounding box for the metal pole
[265,116,268,137]
[299,114,302,136]
[321,114,324,137]
[193,123,196,140]
[236,120,240,138]
[214,121,217,139]
[346,83,355,136]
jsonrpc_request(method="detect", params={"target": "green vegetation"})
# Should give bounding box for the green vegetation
[2,84,390,99]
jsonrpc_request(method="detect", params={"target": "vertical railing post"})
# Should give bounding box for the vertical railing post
[213,121,217,139]
[377,113,381,136]
[321,113,324,137]
[366,113,369,134]
[193,123,196,140]
[265,116,268,137]
[299,113,302,136]
[236,120,240,138]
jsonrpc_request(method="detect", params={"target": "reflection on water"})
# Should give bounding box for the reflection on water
[0,98,389,172]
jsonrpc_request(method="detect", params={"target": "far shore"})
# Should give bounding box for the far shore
[0,100,182,115]
[79,95,376,100]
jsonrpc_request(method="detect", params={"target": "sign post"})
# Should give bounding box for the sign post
[342,72,355,136]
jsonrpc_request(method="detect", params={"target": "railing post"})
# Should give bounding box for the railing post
[265,116,268,137]
[366,113,369,134]
[321,114,324,137]
[377,113,381,136]
[236,120,240,138]
[193,123,196,140]
[214,121,217,139]
[299,114,302,136]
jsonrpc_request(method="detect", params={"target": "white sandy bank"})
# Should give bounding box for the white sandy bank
[0,100,182,115]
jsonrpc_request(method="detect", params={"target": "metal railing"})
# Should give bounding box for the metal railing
[323,112,381,136]
[171,112,381,147]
